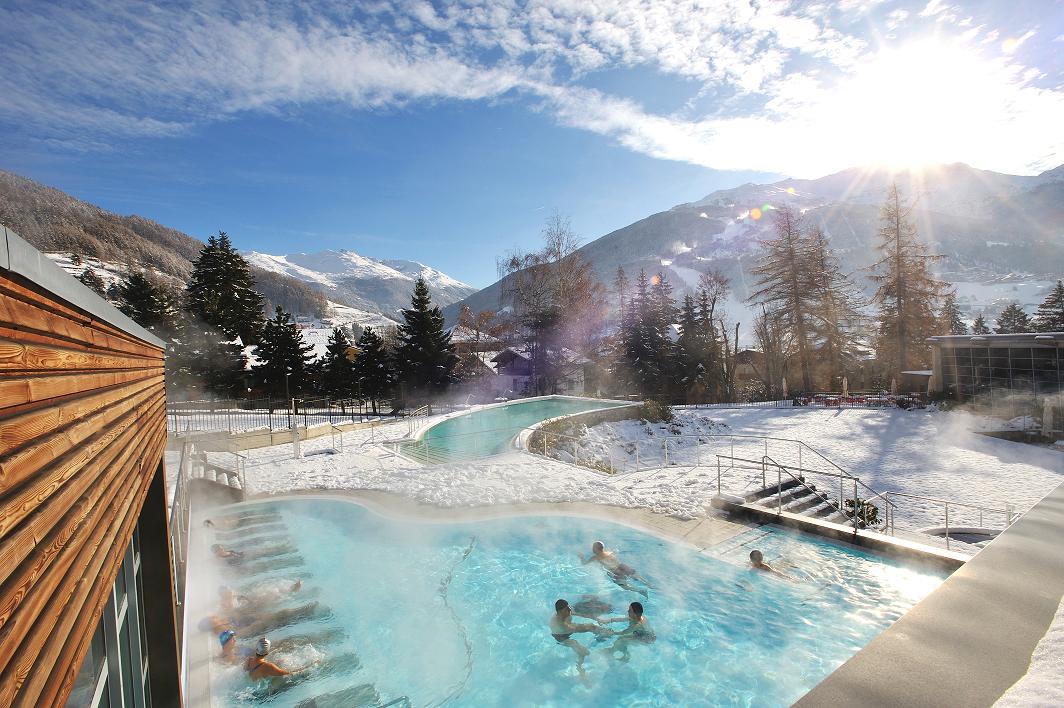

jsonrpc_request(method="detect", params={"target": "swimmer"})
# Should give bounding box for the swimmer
[244,637,317,683]
[236,601,326,636]
[749,550,790,579]
[581,541,651,597]
[220,579,304,611]
[218,629,242,664]
[211,544,244,561]
[601,602,656,662]
[550,599,608,674]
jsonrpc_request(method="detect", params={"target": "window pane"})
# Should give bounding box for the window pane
[65,624,106,708]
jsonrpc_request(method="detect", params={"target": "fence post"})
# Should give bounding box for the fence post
[717,458,721,495]
[664,439,669,466]
[945,502,951,550]
[574,439,578,466]
[853,479,859,533]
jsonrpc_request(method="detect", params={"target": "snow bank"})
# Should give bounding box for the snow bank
[995,595,1064,707]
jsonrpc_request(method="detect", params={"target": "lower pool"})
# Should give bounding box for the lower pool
[401,396,626,462]
[198,498,948,707]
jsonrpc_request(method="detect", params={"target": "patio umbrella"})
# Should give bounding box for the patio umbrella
[782,377,788,399]
[842,377,849,397]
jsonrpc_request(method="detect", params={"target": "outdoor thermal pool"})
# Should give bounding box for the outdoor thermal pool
[194,497,950,707]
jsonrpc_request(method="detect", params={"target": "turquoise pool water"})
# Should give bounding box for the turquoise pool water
[401,397,626,462]
[202,499,949,707]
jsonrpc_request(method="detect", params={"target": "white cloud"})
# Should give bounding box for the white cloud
[0,0,1060,177]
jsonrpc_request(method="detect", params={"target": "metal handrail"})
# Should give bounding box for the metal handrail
[878,490,1017,550]
[760,454,861,531]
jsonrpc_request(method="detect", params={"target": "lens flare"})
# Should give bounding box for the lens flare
[650,274,661,285]
[750,208,762,221]
[786,186,796,194]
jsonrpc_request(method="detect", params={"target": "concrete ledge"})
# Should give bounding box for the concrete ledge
[796,481,1064,707]
[712,497,968,571]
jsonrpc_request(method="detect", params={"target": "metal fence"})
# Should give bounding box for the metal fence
[675,391,928,410]
[166,397,395,433]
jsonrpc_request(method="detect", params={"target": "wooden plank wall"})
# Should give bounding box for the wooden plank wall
[0,267,168,706]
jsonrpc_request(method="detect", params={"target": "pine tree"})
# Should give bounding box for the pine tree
[995,303,1032,334]
[613,266,630,319]
[806,226,865,386]
[971,314,991,335]
[394,277,457,403]
[253,307,315,398]
[352,327,394,414]
[869,183,947,374]
[675,294,708,401]
[185,232,265,345]
[69,252,82,266]
[939,291,967,335]
[1033,280,1064,332]
[749,206,817,390]
[319,327,357,399]
[78,268,107,296]
[116,271,179,336]
[169,314,247,398]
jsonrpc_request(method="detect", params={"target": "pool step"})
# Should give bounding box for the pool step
[746,479,860,528]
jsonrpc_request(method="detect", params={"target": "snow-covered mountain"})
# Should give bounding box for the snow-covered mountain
[447,162,1064,330]
[243,249,476,321]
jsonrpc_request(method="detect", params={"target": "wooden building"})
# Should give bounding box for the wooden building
[0,226,180,707]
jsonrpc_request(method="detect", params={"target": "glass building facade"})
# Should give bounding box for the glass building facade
[935,338,1063,402]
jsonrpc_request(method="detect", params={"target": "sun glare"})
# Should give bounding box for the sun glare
[827,40,1013,171]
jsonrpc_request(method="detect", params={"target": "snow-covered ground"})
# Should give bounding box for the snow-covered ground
[996,595,1064,707]
[198,407,1062,535]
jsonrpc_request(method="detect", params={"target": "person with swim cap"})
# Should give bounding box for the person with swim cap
[243,637,317,681]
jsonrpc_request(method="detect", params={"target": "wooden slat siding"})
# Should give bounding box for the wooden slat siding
[0,414,163,673]
[0,260,170,708]
[0,337,162,373]
[20,424,164,708]
[0,382,164,496]
[0,282,161,360]
[1,375,161,457]
[0,397,165,613]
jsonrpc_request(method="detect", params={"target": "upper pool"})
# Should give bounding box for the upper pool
[196,498,949,707]
[401,396,627,463]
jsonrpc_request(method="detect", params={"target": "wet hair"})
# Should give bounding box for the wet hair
[555,599,570,612]
[203,519,215,527]
[592,541,604,553]
[629,602,644,617]
[749,550,763,563]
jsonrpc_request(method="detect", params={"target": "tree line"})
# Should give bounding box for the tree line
[103,231,460,407]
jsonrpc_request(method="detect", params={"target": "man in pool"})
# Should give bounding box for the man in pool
[600,601,656,662]
[581,541,651,597]
[550,599,608,674]
[211,544,244,562]
[749,549,790,579]
[244,637,317,683]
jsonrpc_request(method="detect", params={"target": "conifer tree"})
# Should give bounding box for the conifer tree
[253,306,314,398]
[869,183,947,374]
[394,277,457,403]
[319,327,357,399]
[995,302,1032,334]
[971,314,991,335]
[939,291,967,335]
[675,294,708,401]
[185,231,265,345]
[116,271,179,337]
[352,327,394,414]
[806,226,865,385]
[613,266,630,319]
[749,206,817,390]
[1033,280,1064,332]
[78,268,107,296]
[695,281,726,400]
[169,315,247,398]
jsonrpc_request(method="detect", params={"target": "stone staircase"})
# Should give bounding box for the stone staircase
[744,477,855,526]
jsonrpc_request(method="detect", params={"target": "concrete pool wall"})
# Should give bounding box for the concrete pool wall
[797,479,1064,707]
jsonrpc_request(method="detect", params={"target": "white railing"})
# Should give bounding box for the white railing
[866,490,1017,550]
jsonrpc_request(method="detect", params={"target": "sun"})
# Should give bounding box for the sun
[825,40,1009,171]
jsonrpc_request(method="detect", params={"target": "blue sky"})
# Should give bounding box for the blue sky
[1,0,1061,287]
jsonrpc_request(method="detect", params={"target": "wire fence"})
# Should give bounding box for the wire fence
[674,391,928,410]
[167,397,393,433]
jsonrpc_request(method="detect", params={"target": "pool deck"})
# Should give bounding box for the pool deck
[796,479,1064,707]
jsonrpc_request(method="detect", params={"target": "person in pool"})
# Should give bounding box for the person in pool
[600,602,656,662]
[211,544,244,562]
[220,580,304,612]
[550,599,608,674]
[581,541,651,597]
[749,550,790,579]
[244,637,317,682]
[218,629,242,664]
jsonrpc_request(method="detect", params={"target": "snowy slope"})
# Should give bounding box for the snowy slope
[244,249,476,319]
